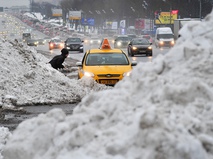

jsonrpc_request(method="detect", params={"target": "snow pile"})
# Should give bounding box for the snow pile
[2,11,213,159]
[0,39,108,108]
[0,127,11,159]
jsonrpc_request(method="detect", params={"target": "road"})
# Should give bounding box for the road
[0,12,171,131]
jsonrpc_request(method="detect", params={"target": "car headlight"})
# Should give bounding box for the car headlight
[171,40,175,45]
[90,40,93,43]
[159,41,164,45]
[148,46,152,50]
[132,46,137,50]
[117,42,122,46]
[123,71,131,77]
[83,71,94,78]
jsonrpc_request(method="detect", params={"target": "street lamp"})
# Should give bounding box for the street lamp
[199,0,202,20]
[29,0,34,12]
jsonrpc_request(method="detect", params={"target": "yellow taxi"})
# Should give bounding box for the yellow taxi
[76,38,137,85]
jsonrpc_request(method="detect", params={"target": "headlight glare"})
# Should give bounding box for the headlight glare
[123,71,131,77]
[117,42,122,46]
[132,46,137,50]
[159,41,164,45]
[84,71,94,78]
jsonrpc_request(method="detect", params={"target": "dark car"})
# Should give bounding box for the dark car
[64,37,84,52]
[127,38,152,57]
[49,39,64,50]
[27,39,38,46]
[114,35,130,48]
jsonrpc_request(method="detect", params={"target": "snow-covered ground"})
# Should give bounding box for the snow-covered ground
[1,10,213,159]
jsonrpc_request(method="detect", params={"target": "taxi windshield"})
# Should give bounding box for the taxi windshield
[86,53,129,65]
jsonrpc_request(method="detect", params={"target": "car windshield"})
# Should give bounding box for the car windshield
[52,39,61,42]
[132,39,149,45]
[86,53,129,65]
[67,38,81,42]
[157,34,174,39]
[116,37,130,41]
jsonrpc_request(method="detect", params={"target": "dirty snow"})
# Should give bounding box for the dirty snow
[1,10,213,159]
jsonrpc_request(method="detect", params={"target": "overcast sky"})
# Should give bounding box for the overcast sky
[0,0,30,7]
[0,0,60,7]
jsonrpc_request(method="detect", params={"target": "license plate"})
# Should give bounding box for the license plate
[139,50,146,53]
[100,80,117,84]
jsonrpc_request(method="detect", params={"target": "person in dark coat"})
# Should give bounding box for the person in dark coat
[49,48,69,70]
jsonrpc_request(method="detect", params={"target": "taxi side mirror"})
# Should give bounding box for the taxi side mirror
[131,60,137,66]
[76,62,82,67]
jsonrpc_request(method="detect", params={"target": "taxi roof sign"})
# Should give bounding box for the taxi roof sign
[100,38,111,49]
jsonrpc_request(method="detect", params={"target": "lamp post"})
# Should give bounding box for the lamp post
[29,0,34,12]
[199,0,202,20]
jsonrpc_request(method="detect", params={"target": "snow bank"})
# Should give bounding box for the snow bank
[2,11,213,159]
[0,127,11,159]
[0,39,108,108]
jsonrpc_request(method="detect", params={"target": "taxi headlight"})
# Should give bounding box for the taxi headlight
[84,71,94,78]
[117,41,122,46]
[132,46,137,50]
[123,71,131,77]
[148,46,152,50]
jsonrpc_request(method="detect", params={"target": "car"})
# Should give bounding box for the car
[141,35,153,43]
[89,36,101,46]
[27,39,38,46]
[64,37,84,52]
[127,38,152,57]
[37,39,46,45]
[43,36,51,43]
[49,39,64,50]
[127,34,137,40]
[76,38,137,86]
[114,35,131,48]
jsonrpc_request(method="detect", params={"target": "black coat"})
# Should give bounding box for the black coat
[49,54,66,69]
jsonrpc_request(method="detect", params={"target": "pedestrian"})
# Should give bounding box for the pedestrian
[49,48,69,70]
